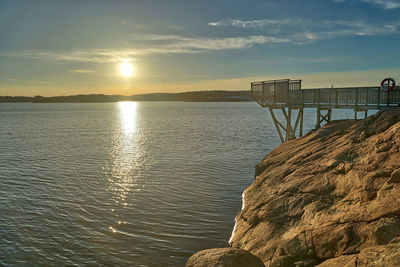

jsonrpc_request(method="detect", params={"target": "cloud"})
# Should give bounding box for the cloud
[2,16,399,64]
[362,0,400,9]
[208,19,291,28]
[209,18,400,44]
[1,35,289,63]
[334,0,400,9]
[69,69,97,73]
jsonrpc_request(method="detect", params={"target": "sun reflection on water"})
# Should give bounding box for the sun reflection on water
[118,101,137,135]
[105,101,143,211]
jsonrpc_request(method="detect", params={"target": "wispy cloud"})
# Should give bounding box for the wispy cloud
[2,16,399,64]
[208,18,400,44]
[1,35,289,63]
[362,0,400,9]
[208,19,291,29]
[334,0,400,9]
[69,69,97,74]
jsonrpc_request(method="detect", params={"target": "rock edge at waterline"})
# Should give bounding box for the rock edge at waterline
[188,108,400,267]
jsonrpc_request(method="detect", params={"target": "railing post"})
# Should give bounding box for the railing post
[318,89,321,106]
[355,88,358,111]
[313,90,316,104]
[336,88,338,107]
[377,87,381,109]
[328,89,331,105]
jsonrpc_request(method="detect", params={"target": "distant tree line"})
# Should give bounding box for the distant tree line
[0,91,253,103]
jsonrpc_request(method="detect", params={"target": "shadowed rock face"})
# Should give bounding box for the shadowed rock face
[229,108,400,266]
[186,247,265,267]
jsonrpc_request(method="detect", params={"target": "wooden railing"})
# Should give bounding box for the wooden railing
[251,81,400,109]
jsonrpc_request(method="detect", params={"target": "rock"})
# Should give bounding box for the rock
[186,247,265,267]
[357,243,400,266]
[390,169,400,183]
[228,108,400,266]
[316,241,400,266]
[315,255,357,267]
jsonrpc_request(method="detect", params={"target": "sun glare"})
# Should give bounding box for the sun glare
[119,62,134,77]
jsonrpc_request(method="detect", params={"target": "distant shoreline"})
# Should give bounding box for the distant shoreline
[0,90,253,103]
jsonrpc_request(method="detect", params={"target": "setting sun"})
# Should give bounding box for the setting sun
[119,62,134,77]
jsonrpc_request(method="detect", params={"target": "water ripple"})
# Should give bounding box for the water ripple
[0,102,360,266]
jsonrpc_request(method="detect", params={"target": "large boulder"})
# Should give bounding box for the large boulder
[229,108,400,266]
[186,247,264,267]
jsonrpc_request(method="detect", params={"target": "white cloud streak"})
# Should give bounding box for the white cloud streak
[3,16,399,64]
[362,0,400,9]
[208,18,400,44]
[208,19,292,28]
[1,35,289,63]
[334,0,400,9]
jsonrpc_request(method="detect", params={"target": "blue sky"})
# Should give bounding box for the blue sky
[1,0,400,96]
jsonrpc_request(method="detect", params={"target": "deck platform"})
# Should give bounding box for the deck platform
[251,79,400,143]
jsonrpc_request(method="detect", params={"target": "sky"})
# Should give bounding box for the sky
[1,0,400,96]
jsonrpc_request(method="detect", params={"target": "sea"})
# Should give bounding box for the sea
[0,102,365,266]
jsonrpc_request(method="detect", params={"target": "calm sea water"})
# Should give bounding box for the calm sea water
[0,102,364,266]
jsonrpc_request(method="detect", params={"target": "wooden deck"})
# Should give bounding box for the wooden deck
[251,79,400,143]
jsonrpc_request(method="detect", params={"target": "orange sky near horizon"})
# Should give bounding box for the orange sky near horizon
[2,68,400,97]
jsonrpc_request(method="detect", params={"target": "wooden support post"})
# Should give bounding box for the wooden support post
[268,106,304,143]
[287,108,292,141]
[269,107,285,143]
[293,108,304,137]
[354,108,368,120]
[316,108,331,129]
[299,108,304,137]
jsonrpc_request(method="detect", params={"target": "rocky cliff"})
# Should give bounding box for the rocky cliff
[227,108,400,266]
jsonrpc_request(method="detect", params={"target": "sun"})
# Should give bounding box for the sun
[119,62,134,77]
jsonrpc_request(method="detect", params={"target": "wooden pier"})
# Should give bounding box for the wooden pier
[251,79,400,143]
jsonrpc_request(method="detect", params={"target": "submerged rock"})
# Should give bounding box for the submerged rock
[228,108,400,266]
[186,247,264,267]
